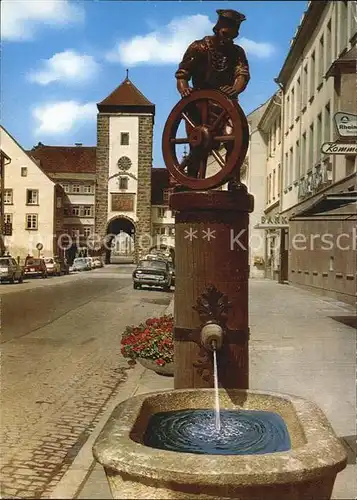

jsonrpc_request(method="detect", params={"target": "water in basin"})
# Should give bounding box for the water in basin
[143,409,291,455]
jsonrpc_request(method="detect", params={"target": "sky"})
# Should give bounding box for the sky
[2,0,307,168]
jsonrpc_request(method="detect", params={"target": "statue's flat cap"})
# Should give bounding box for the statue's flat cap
[216,9,246,24]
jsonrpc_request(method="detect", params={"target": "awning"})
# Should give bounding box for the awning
[290,191,357,220]
[254,223,289,229]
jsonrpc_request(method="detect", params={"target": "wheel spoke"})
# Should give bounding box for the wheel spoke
[211,150,225,168]
[213,135,235,142]
[181,112,197,128]
[210,110,227,133]
[197,153,208,179]
[200,101,209,126]
[170,137,190,144]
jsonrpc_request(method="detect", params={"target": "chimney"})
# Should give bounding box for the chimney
[75,143,82,147]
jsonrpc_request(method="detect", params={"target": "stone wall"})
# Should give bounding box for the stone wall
[95,114,109,252]
[135,115,153,261]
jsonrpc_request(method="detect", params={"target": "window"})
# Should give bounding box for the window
[169,227,175,236]
[56,197,62,209]
[316,113,322,159]
[302,64,308,108]
[83,227,92,237]
[290,87,295,124]
[83,206,93,217]
[163,189,172,204]
[158,208,166,218]
[26,189,39,205]
[284,152,288,188]
[4,189,13,204]
[277,116,281,144]
[83,185,93,194]
[62,183,70,193]
[285,94,290,131]
[296,77,301,112]
[26,214,38,230]
[308,123,314,168]
[325,20,332,70]
[21,167,27,177]
[309,51,315,98]
[278,164,281,197]
[272,169,276,199]
[119,177,128,190]
[295,140,300,180]
[301,133,307,176]
[338,1,348,54]
[268,173,272,202]
[4,213,12,224]
[71,206,80,216]
[72,184,80,193]
[120,132,129,146]
[324,103,331,142]
[72,228,80,238]
[317,35,324,85]
[289,147,294,185]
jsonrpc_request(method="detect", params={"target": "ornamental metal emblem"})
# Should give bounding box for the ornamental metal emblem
[117,156,132,171]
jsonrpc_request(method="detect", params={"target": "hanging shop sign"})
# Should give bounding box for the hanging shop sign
[334,112,357,138]
[321,142,357,154]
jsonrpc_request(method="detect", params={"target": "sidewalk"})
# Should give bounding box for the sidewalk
[53,281,356,499]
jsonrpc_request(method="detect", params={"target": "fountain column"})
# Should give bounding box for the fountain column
[170,187,254,390]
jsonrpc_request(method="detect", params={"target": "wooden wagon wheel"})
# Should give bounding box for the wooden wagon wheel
[162,89,249,190]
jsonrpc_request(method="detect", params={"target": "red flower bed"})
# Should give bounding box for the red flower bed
[121,314,174,366]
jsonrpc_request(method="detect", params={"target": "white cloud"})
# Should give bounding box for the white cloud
[32,101,96,135]
[106,14,213,66]
[239,38,275,58]
[106,14,275,66]
[27,50,100,85]
[1,0,84,41]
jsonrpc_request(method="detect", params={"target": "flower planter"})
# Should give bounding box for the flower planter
[138,358,174,376]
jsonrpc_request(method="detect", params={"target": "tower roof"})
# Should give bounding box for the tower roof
[97,76,155,115]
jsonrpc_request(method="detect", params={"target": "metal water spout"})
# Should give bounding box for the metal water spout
[200,321,223,351]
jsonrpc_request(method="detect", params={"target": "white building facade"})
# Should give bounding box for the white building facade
[1,127,63,261]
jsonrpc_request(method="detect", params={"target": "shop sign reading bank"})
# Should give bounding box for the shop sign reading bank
[321,142,357,155]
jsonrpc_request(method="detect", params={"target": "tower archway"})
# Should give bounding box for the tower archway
[105,216,136,264]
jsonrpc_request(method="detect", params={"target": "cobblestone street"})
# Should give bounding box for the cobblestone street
[0,266,172,498]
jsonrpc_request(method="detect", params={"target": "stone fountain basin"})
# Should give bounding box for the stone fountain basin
[93,389,347,500]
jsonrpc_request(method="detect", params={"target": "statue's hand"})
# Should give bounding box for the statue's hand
[219,85,239,99]
[177,79,193,98]
[179,86,193,98]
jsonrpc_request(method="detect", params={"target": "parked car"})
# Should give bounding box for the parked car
[84,257,94,269]
[24,257,48,278]
[44,257,61,276]
[72,257,90,272]
[0,256,24,284]
[132,259,172,291]
[57,257,70,275]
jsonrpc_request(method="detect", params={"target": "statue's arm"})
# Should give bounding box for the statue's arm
[233,46,250,95]
[221,46,250,99]
[175,41,201,97]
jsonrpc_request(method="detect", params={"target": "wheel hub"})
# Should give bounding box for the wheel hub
[189,126,211,149]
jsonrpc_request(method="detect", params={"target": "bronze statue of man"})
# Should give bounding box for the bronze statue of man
[172,9,250,183]
[175,9,250,100]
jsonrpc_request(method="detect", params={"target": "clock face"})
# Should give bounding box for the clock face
[117,156,132,171]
